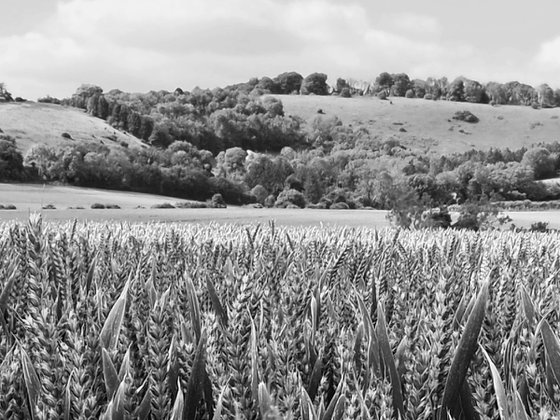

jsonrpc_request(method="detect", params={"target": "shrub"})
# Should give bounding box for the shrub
[330,202,350,209]
[105,204,121,209]
[452,110,479,123]
[423,93,433,100]
[175,201,208,209]
[251,185,269,205]
[0,204,16,210]
[405,89,415,98]
[377,90,388,100]
[151,202,175,209]
[275,189,306,208]
[340,87,352,98]
[90,203,105,209]
[264,194,276,208]
[211,193,227,208]
[307,202,326,209]
[530,221,550,232]
[42,204,56,210]
[61,132,73,139]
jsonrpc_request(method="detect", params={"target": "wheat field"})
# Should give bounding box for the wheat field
[0,215,559,419]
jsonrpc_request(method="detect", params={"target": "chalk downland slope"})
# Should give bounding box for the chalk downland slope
[273,95,560,154]
[0,101,145,152]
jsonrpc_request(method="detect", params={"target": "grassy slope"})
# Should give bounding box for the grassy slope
[272,95,560,154]
[0,102,145,152]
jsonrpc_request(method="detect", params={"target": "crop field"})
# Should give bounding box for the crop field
[1,216,560,419]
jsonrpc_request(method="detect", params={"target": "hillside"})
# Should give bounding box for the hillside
[0,101,145,152]
[273,95,560,154]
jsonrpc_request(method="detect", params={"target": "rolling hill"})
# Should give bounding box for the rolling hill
[2,95,560,156]
[0,101,145,152]
[272,95,560,154]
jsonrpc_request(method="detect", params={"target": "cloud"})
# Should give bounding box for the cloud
[535,37,560,69]
[2,0,557,100]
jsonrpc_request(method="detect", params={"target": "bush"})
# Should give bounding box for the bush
[90,203,120,209]
[405,89,415,98]
[251,185,269,205]
[151,202,175,209]
[0,204,16,210]
[530,221,549,232]
[452,110,479,123]
[423,93,433,100]
[330,202,350,210]
[307,202,326,209]
[61,132,73,139]
[175,201,208,209]
[275,189,306,208]
[211,193,227,208]
[377,91,388,100]
[42,204,56,210]
[340,87,352,98]
[264,194,276,208]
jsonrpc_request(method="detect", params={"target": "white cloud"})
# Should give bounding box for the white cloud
[2,0,558,100]
[535,36,560,69]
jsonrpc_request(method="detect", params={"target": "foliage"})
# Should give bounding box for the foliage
[521,147,556,180]
[211,193,227,208]
[273,72,304,94]
[452,110,479,123]
[274,188,306,208]
[301,73,329,95]
[0,83,13,101]
[0,134,25,180]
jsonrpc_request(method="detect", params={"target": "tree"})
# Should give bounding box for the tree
[536,84,555,108]
[411,79,427,98]
[0,135,24,180]
[375,72,394,92]
[255,77,278,93]
[301,73,329,95]
[0,83,13,101]
[391,73,411,97]
[521,147,555,179]
[464,79,485,103]
[273,72,304,94]
[274,189,306,208]
[485,82,507,105]
[447,78,465,102]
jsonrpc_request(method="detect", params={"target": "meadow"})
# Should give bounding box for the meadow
[274,95,560,154]
[1,215,560,418]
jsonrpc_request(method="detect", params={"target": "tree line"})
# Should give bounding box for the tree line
[1,70,559,214]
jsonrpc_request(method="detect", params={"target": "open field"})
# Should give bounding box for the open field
[2,183,560,229]
[273,94,560,154]
[0,102,144,152]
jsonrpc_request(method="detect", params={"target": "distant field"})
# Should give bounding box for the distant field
[272,95,560,154]
[0,102,144,152]
[0,183,390,226]
[1,183,560,229]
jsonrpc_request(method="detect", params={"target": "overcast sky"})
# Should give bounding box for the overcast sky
[2,0,560,100]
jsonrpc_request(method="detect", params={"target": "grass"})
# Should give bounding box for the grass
[0,102,145,152]
[1,183,560,229]
[272,94,560,154]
